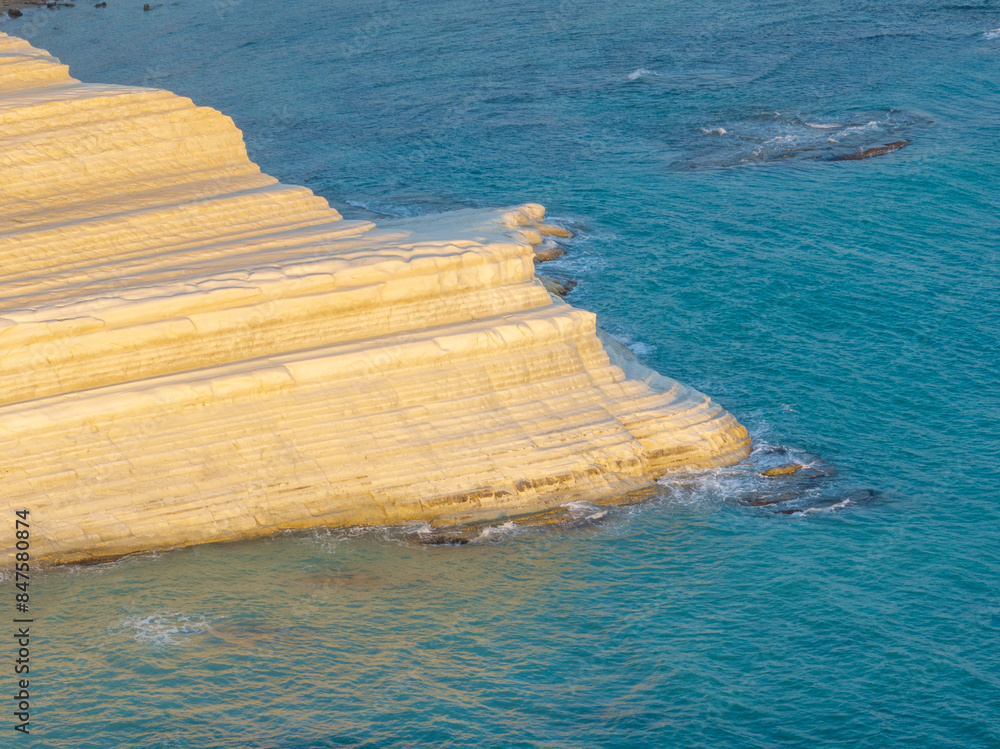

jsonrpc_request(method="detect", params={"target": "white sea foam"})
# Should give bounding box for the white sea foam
[604,330,655,358]
[984,29,1000,39]
[805,122,840,129]
[627,68,659,81]
[560,501,607,523]
[657,463,761,505]
[836,120,881,136]
[700,127,727,135]
[475,521,519,541]
[629,341,656,356]
[563,500,600,515]
[797,498,852,515]
[112,612,213,647]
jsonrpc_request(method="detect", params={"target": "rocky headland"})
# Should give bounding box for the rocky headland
[0,33,750,564]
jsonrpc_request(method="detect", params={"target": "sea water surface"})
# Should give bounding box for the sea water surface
[5,1,1000,746]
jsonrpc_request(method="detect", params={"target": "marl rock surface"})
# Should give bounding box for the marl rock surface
[0,34,750,563]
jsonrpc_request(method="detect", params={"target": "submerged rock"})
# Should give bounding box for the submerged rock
[7,9,23,17]
[416,535,471,546]
[775,489,879,515]
[0,34,751,564]
[830,141,909,161]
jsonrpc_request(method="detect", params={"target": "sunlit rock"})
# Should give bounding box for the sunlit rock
[0,34,750,563]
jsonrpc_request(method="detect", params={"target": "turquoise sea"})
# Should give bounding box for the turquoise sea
[5,1,1000,746]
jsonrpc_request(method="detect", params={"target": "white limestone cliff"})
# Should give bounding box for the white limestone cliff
[0,34,750,563]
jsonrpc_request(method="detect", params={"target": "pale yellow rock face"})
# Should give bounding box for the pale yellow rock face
[0,34,751,564]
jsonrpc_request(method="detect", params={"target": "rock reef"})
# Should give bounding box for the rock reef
[0,34,750,564]
[829,141,909,161]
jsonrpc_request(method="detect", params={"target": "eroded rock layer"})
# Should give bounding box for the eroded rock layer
[0,34,750,563]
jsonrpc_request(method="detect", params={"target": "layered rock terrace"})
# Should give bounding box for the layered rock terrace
[0,34,750,563]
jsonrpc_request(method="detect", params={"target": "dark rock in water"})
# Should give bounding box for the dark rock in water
[761,464,805,477]
[831,141,909,161]
[775,488,880,515]
[95,2,106,6]
[739,492,802,507]
[845,488,879,503]
[143,3,151,9]
[7,9,23,17]
[733,449,847,512]
[417,534,470,546]
[537,274,577,298]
